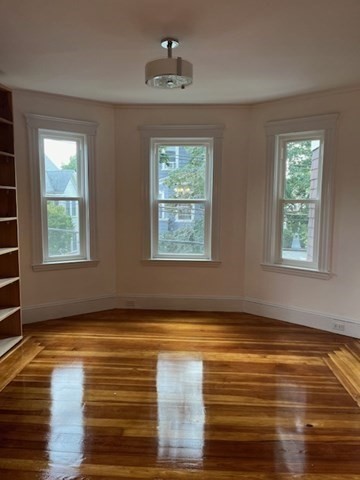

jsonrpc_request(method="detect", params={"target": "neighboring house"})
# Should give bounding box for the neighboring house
[45,156,79,253]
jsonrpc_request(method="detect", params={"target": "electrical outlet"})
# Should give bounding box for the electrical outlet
[332,321,345,332]
[125,300,135,308]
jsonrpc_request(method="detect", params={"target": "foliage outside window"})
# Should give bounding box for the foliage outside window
[26,114,97,270]
[263,114,338,278]
[140,125,223,262]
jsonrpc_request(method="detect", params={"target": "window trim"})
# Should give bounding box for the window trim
[26,114,98,270]
[139,125,224,264]
[262,114,338,278]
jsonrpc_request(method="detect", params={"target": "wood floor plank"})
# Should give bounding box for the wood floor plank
[0,309,358,478]
[324,343,360,406]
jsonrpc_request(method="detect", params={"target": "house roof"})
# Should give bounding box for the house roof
[46,170,75,195]
[45,156,76,194]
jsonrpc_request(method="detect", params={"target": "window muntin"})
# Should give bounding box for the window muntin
[151,140,212,259]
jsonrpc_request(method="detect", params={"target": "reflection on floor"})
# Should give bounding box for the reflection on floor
[157,353,205,464]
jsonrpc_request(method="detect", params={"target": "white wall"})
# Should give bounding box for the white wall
[13,90,117,321]
[115,106,250,308]
[245,88,360,331]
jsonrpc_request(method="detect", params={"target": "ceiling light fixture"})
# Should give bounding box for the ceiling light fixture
[145,38,193,89]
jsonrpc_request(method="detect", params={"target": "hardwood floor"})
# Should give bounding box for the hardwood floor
[0,309,359,479]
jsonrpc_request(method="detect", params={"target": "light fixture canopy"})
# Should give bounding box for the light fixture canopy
[145,38,193,89]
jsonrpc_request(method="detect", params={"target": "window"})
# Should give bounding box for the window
[140,125,223,262]
[263,114,338,278]
[26,115,98,270]
[160,146,179,170]
[176,204,195,223]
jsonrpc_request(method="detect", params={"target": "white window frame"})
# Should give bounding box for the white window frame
[139,125,224,264]
[263,114,338,279]
[26,114,98,271]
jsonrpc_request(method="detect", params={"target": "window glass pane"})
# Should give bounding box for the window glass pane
[281,202,316,262]
[284,139,320,200]
[158,203,205,255]
[158,145,206,200]
[47,200,80,257]
[43,138,78,195]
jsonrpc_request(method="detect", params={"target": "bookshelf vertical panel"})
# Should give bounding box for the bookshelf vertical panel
[0,85,22,357]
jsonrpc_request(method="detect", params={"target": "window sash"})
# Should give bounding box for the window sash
[39,131,85,197]
[153,141,209,201]
[42,198,86,262]
[153,199,209,258]
[278,133,324,201]
[276,199,320,269]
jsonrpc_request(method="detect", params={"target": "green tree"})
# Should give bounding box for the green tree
[162,146,205,199]
[61,154,77,171]
[47,202,74,256]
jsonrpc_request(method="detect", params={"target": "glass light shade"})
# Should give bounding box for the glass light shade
[145,57,193,89]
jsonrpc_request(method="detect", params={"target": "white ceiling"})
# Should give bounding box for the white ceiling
[0,0,360,105]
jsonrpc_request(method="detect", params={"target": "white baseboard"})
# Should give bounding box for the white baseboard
[22,294,118,324]
[21,293,360,339]
[243,297,360,339]
[117,294,244,312]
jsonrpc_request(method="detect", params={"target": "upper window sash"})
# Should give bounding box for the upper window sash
[151,138,212,202]
[277,132,324,201]
[39,130,86,199]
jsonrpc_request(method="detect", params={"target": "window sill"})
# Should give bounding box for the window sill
[261,263,332,279]
[142,259,221,267]
[32,259,99,272]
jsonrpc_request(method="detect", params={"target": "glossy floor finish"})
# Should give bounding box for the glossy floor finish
[0,309,359,479]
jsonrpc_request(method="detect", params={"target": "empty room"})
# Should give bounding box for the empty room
[0,0,359,478]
